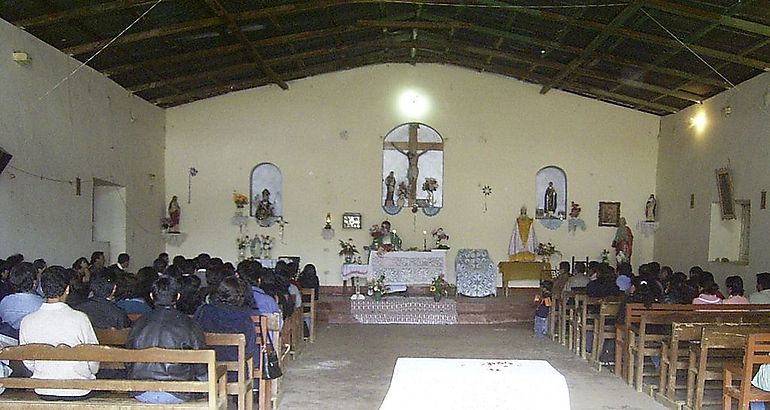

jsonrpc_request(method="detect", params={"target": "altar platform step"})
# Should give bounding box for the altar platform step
[317,286,538,325]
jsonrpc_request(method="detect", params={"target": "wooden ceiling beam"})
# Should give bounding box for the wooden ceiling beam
[200,0,287,89]
[357,19,472,30]
[642,0,770,37]
[540,2,644,94]
[13,0,163,28]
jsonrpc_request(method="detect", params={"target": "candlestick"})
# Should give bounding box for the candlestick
[423,230,427,251]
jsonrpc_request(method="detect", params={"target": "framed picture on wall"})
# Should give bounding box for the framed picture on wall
[342,212,362,229]
[715,168,736,220]
[598,201,621,227]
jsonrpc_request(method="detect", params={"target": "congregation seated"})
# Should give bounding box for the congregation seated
[749,272,770,304]
[19,266,99,401]
[585,264,621,298]
[724,275,750,304]
[74,269,130,329]
[127,275,208,404]
[115,267,155,315]
[563,261,589,297]
[692,271,723,304]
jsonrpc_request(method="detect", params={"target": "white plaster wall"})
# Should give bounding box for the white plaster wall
[166,63,659,285]
[656,71,770,286]
[0,18,166,267]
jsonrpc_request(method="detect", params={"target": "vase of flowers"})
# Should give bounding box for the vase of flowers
[236,235,250,261]
[535,242,560,263]
[259,234,273,259]
[368,275,386,301]
[431,227,450,250]
[338,238,359,264]
[430,274,452,302]
[422,177,439,206]
[233,192,249,216]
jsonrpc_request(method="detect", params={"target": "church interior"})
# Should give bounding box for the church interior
[1,1,770,409]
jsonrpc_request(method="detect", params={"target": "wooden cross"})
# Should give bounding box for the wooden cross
[384,123,443,206]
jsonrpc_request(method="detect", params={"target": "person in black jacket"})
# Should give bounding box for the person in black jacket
[585,264,621,298]
[126,276,207,404]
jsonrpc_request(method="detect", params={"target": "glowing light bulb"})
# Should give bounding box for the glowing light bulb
[690,111,707,133]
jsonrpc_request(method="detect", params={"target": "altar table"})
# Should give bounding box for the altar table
[340,263,370,292]
[379,358,570,410]
[369,250,447,286]
[497,261,551,296]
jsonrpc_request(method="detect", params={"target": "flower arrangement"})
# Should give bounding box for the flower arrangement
[535,242,560,258]
[367,275,386,298]
[422,177,439,192]
[369,224,384,239]
[233,192,249,208]
[432,227,450,249]
[161,217,172,231]
[429,274,453,301]
[600,249,610,263]
[236,235,249,250]
[339,238,359,263]
[259,234,273,259]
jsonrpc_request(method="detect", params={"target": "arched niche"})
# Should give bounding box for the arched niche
[381,122,444,216]
[535,166,567,219]
[250,163,282,227]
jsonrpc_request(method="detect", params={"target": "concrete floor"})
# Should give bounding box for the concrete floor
[277,323,665,410]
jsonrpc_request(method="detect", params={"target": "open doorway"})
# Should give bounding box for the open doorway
[92,178,126,264]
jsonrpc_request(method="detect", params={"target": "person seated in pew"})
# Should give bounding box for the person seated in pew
[0,262,44,330]
[193,276,258,380]
[586,264,621,298]
[177,275,203,315]
[749,272,770,304]
[74,269,130,329]
[661,272,690,304]
[615,262,633,294]
[563,262,589,298]
[692,272,723,304]
[115,267,155,315]
[723,275,750,304]
[19,266,99,401]
[551,261,571,299]
[127,276,208,404]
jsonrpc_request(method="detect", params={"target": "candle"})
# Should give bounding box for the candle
[423,230,427,250]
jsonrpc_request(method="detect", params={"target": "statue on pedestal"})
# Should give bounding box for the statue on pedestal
[645,194,657,222]
[370,221,402,252]
[384,171,396,207]
[612,217,634,262]
[509,206,537,261]
[544,182,557,216]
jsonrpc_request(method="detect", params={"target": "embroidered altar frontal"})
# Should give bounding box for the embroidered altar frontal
[351,297,458,325]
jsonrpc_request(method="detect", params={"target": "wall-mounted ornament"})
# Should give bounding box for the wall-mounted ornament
[690,193,695,209]
[187,167,198,204]
[481,185,492,213]
[761,191,767,210]
[567,201,586,233]
[342,213,362,229]
[540,218,563,230]
[715,168,736,220]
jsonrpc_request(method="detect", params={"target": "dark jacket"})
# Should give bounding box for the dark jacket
[194,302,258,380]
[75,297,131,329]
[126,306,207,384]
[585,278,621,298]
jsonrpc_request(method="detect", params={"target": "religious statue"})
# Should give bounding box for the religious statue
[611,217,634,262]
[255,189,274,224]
[509,206,537,261]
[167,196,181,233]
[384,171,396,207]
[384,123,444,208]
[645,194,657,222]
[392,143,429,205]
[370,220,402,252]
[544,181,557,216]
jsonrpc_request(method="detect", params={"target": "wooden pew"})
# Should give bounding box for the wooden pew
[687,324,770,410]
[0,344,227,409]
[723,333,770,410]
[251,315,274,410]
[301,288,316,343]
[590,300,621,372]
[616,304,770,382]
[95,328,256,410]
[573,295,622,360]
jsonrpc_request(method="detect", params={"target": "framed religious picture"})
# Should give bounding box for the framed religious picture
[342,212,362,229]
[715,168,736,220]
[598,201,621,227]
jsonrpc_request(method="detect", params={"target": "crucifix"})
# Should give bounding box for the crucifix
[384,123,443,206]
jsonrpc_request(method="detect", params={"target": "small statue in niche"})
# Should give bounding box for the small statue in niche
[384,171,396,207]
[255,189,274,223]
[544,181,557,216]
[645,194,657,222]
[569,201,581,219]
[167,196,181,233]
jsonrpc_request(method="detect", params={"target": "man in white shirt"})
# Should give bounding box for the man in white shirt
[749,272,770,304]
[19,266,99,401]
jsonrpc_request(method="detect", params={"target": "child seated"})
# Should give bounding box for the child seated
[533,280,553,338]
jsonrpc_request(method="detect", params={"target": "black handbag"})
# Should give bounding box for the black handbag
[261,323,283,380]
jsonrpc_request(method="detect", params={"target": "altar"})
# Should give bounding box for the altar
[369,250,447,286]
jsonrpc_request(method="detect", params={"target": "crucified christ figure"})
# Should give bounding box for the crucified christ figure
[391,142,429,205]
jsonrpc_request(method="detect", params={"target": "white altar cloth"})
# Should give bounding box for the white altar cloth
[380,358,570,410]
[340,264,370,280]
[369,251,446,285]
